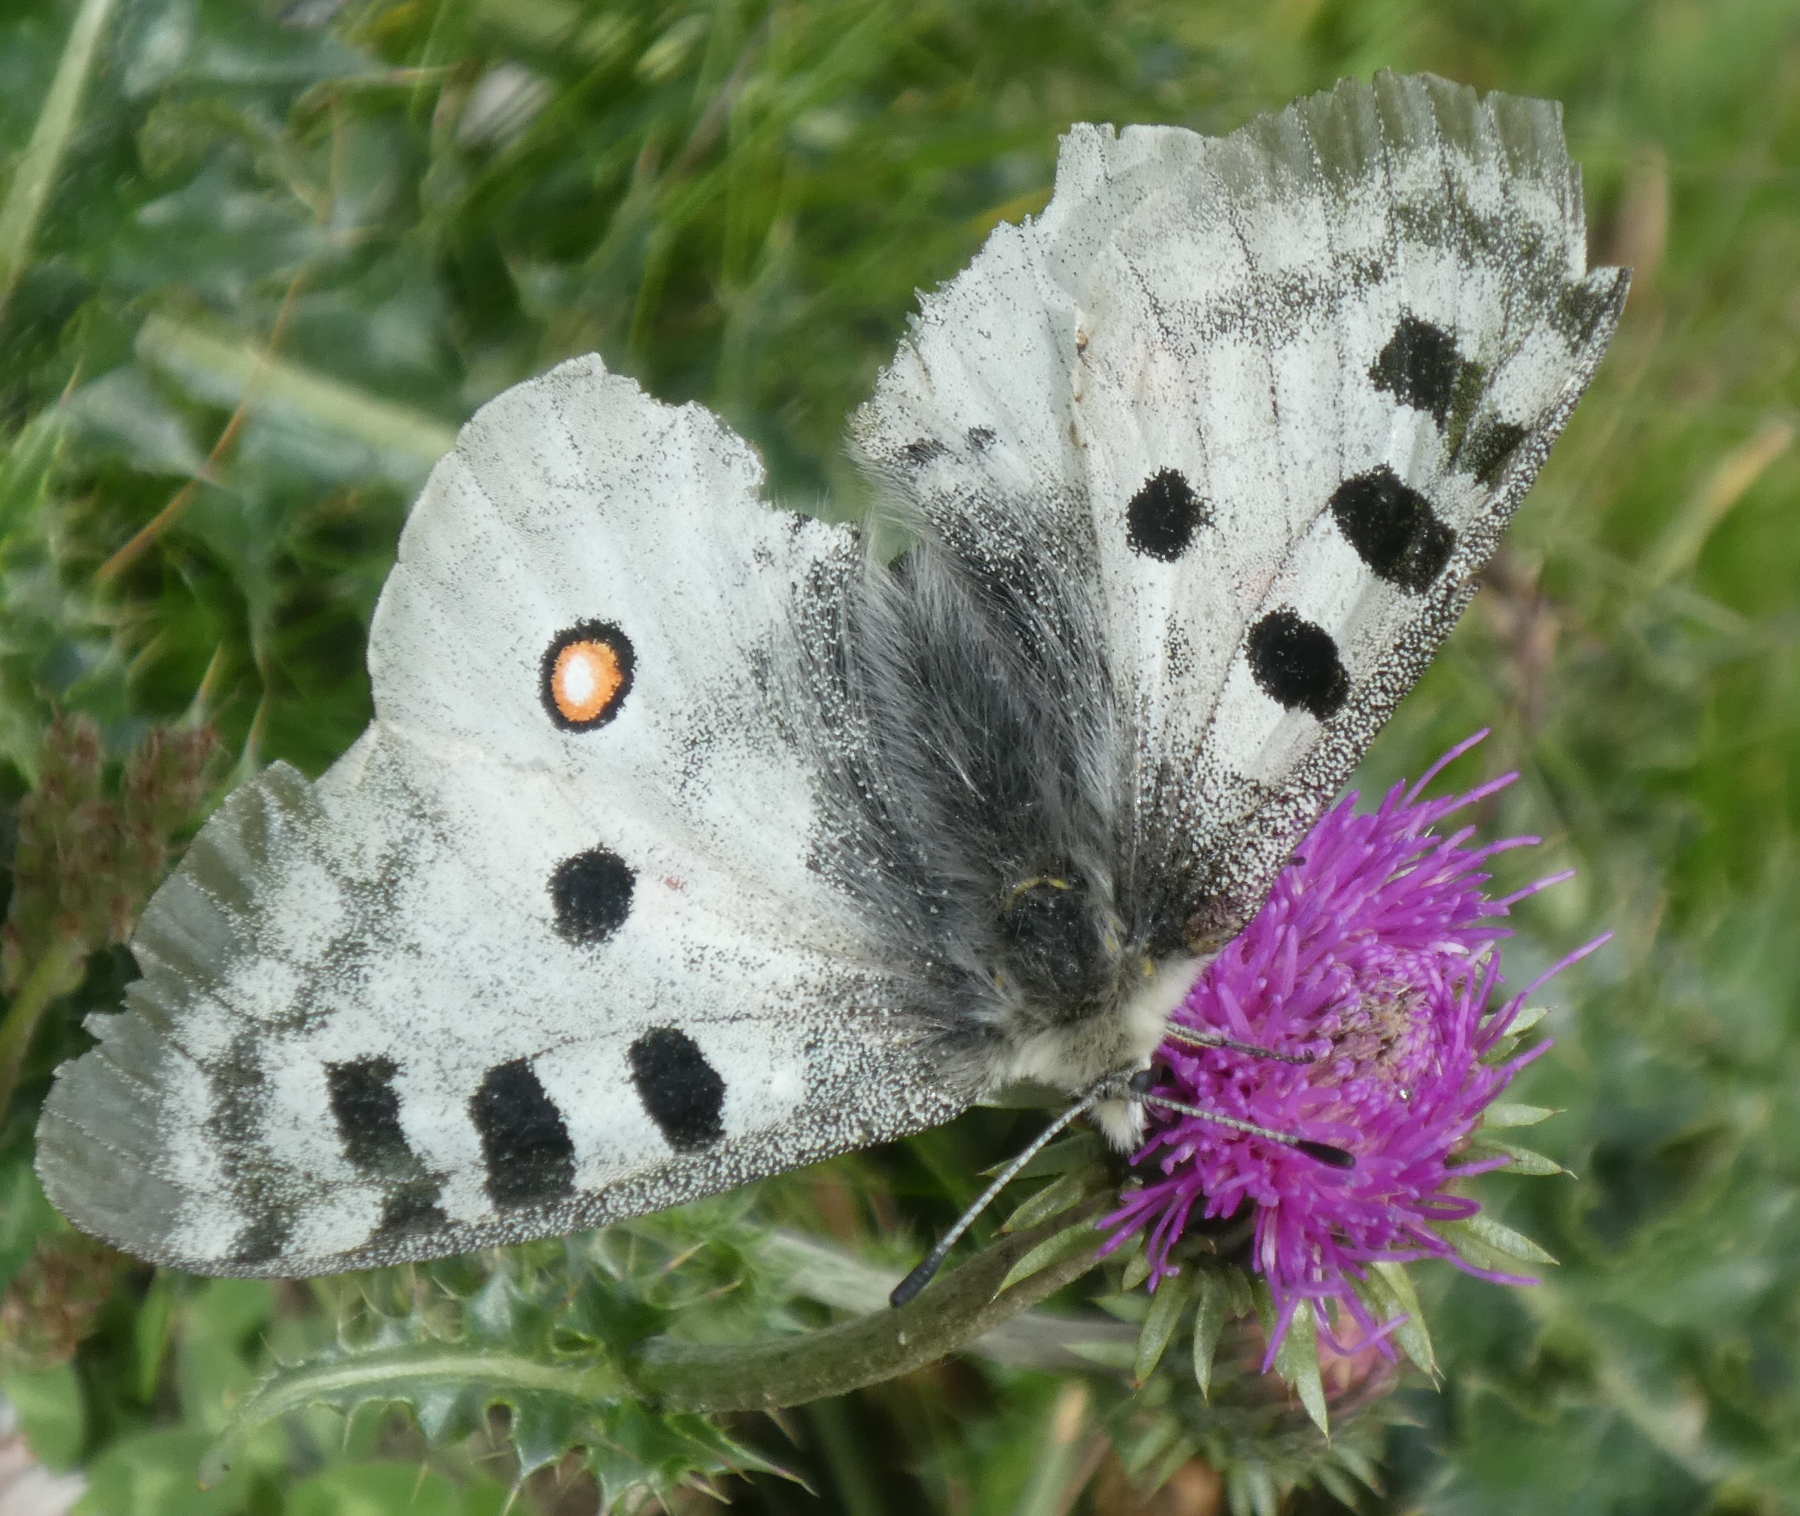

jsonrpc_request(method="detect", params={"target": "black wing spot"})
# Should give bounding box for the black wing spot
[377,1182,450,1240]
[470,1059,576,1208]
[628,1027,727,1153]
[1459,420,1530,487]
[1247,609,1350,720]
[209,1033,293,1266]
[1125,467,1211,561]
[549,847,635,946]
[1329,466,1456,594]
[225,1212,293,1269]
[326,1056,411,1176]
[1369,314,1465,426]
[901,437,948,465]
[966,426,996,451]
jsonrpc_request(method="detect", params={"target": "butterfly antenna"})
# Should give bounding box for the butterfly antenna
[1154,1027,1352,1164]
[1161,1023,1313,1064]
[1138,1092,1354,1168]
[888,1080,1116,1308]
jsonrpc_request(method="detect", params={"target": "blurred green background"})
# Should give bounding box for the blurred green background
[0,1,1795,1512]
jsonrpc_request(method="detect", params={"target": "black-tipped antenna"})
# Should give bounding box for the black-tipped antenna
[1161,1023,1315,1065]
[888,1080,1118,1308]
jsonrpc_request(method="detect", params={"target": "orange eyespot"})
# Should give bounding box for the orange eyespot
[540,621,634,731]
[553,641,622,722]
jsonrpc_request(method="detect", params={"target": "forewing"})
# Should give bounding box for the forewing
[36,359,966,1276]
[853,72,1627,941]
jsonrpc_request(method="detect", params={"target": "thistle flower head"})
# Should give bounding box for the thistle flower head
[1104,732,1603,1369]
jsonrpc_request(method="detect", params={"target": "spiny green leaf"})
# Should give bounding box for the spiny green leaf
[1461,1136,1569,1176]
[1451,1211,1560,1266]
[1235,1461,1280,1516]
[1499,1001,1551,1038]
[994,1217,1102,1296]
[1314,1461,1361,1506]
[1224,1265,1256,1318]
[1000,1167,1095,1234]
[1480,1101,1560,1129]
[1132,1272,1192,1384]
[582,1401,793,1512]
[1117,1239,1153,1294]
[195,1256,795,1505]
[1272,1301,1328,1439]
[1000,1129,1105,1183]
[1142,1431,1204,1501]
[1366,1262,1436,1378]
[1115,1403,1184,1481]
[1191,1270,1231,1398]
[1334,1441,1382,1491]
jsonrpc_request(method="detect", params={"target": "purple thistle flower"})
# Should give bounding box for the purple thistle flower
[1102,732,1607,1371]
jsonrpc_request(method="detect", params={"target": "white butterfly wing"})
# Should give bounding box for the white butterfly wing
[853,72,1627,939]
[37,359,966,1275]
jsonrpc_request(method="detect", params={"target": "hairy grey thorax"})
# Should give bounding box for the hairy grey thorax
[793,508,1181,1101]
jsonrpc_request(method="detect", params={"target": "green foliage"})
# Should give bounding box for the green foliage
[2,0,1796,1511]
[0,710,218,1119]
[208,1251,789,1510]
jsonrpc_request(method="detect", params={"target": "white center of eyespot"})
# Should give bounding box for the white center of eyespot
[561,655,598,704]
[551,640,625,725]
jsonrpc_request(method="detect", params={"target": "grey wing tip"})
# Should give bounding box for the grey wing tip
[1593,263,1634,322]
[36,1011,300,1279]
[35,1027,193,1270]
[1067,73,1585,214]
[33,759,328,1277]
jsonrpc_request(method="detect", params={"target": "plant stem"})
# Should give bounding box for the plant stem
[757,1225,1138,1371]
[630,1199,1113,1412]
[0,939,80,1114]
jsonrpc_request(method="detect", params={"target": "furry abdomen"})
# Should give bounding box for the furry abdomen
[797,503,1183,1109]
